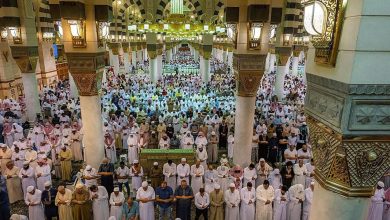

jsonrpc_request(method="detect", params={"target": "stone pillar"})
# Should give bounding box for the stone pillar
[223,48,228,63]
[143,47,148,62]
[146,33,158,82]
[108,43,120,75]
[10,46,41,123]
[200,34,213,82]
[122,42,130,73]
[131,50,137,67]
[201,58,210,82]
[228,50,233,70]
[194,49,199,61]
[137,49,143,63]
[37,41,58,85]
[166,49,172,62]
[67,53,105,168]
[199,55,204,78]
[274,47,291,100]
[233,54,266,167]
[69,73,79,99]
[304,0,390,219]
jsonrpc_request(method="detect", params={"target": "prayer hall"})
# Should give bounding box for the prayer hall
[0,0,389,220]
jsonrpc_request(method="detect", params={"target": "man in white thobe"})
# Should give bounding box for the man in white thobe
[181,132,194,149]
[177,158,190,186]
[136,181,155,220]
[109,187,125,220]
[127,133,139,164]
[287,184,305,220]
[243,163,257,187]
[163,160,177,190]
[256,180,274,220]
[302,182,314,220]
[196,146,208,168]
[224,183,240,220]
[90,185,110,220]
[130,160,144,194]
[274,186,289,220]
[25,186,45,220]
[240,182,256,220]
[204,165,218,193]
[292,159,307,186]
[305,159,315,189]
[82,165,98,187]
[19,162,36,197]
[190,160,204,194]
[366,181,385,220]
[35,160,51,191]
[217,162,230,192]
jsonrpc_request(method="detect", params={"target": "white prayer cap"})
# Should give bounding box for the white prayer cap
[181,158,186,162]
[302,122,307,125]
[142,181,148,187]
[214,184,221,189]
[0,144,7,148]
[211,131,216,135]
[153,162,158,166]
[133,160,139,164]
[272,133,277,137]
[378,181,385,188]
[23,161,30,165]
[114,187,120,192]
[44,181,52,187]
[259,158,265,162]
[108,217,116,220]
[27,186,35,193]
[86,165,92,171]
[273,169,280,175]
[310,181,315,186]
[76,183,84,189]
[229,183,235,188]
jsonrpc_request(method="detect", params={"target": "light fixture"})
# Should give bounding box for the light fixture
[226,23,238,48]
[204,25,209,31]
[42,32,55,41]
[68,20,86,47]
[283,34,291,46]
[303,35,310,45]
[97,22,110,47]
[185,24,190,30]
[163,24,169,30]
[1,28,8,41]
[144,24,149,30]
[216,26,221,33]
[128,24,137,31]
[9,27,22,44]
[302,0,346,65]
[248,22,263,50]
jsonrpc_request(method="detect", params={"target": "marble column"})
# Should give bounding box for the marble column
[194,49,199,61]
[291,56,299,76]
[131,51,137,67]
[274,48,291,100]
[22,72,41,122]
[137,50,143,63]
[123,53,130,73]
[223,49,228,63]
[150,57,158,82]
[166,49,172,62]
[109,49,119,75]
[228,51,233,70]
[199,56,204,78]
[157,54,163,79]
[202,58,210,82]
[69,72,79,99]
[143,48,148,62]
[233,54,266,167]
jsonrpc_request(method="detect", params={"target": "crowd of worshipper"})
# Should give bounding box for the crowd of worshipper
[1,45,384,220]
[165,49,200,75]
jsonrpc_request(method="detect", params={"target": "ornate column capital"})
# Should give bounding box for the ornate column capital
[107,42,121,55]
[147,44,157,59]
[156,43,163,56]
[201,45,213,60]
[233,54,266,97]
[307,116,390,197]
[275,46,292,66]
[66,52,105,96]
[10,46,39,73]
[121,42,130,53]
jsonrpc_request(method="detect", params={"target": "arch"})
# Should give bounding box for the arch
[162,0,197,21]
[110,0,145,38]
[155,0,203,22]
[214,0,225,16]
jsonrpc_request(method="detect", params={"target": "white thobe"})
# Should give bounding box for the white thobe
[204,169,218,193]
[227,135,234,158]
[240,187,256,220]
[163,163,177,190]
[109,192,125,220]
[91,186,110,220]
[305,163,315,189]
[274,189,289,220]
[127,137,139,164]
[191,165,204,194]
[35,164,51,191]
[136,186,155,220]
[243,167,257,187]
[196,149,208,168]
[287,188,305,220]
[19,167,36,197]
[181,136,194,149]
[302,188,313,220]
[292,164,307,186]
[367,188,384,220]
[130,166,144,191]
[83,168,98,187]
[217,165,230,192]
[224,189,240,220]
[177,163,190,185]
[256,185,274,220]
[25,190,45,220]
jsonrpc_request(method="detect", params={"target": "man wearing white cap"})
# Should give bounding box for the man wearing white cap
[256,180,274,220]
[269,169,282,191]
[25,186,45,220]
[243,163,257,187]
[224,182,240,220]
[204,165,218,193]
[109,187,125,220]
[18,161,36,197]
[287,184,305,220]
[59,144,72,182]
[367,181,385,220]
[130,160,144,195]
[82,165,98,187]
[196,145,208,168]
[217,159,230,192]
[136,181,155,220]
[191,160,205,194]
[127,133,139,164]
[90,184,110,220]
[163,159,177,190]
[302,182,314,220]
[240,182,256,220]
[274,185,289,220]
[177,158,190,186]
[4,161,23,203]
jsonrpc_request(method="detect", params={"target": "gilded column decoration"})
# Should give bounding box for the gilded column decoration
[122,42,130,53]
[66,52,105,96]
[156,43,163,56]
[202,45,213,59]
[275,47,292,66]
[107,42,121,55]
[147,44,157,59]
[233,54,266,97]
[10,46,39,73]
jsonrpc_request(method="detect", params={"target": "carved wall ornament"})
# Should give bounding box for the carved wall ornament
[70,71,101,96]
[66,52,106,73]
[327,153,351,187]
[349,100,390,131]
[235,71,262,97]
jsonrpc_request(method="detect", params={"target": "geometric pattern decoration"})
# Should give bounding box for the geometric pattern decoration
[71,71,100,96]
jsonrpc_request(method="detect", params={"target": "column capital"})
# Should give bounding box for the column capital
[147,44,157,59]
[107,42,121,55]
[121,42,130,53]
[156,43,163,56]
[201,45,213,59]
[66,52,105,96]
[233,54,266,97]
[275,46,292,66]
[10,46,39,73]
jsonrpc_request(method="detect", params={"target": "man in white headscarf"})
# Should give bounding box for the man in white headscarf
[109,187,125,220]
[177,158,190,186]
[292,159,307,186]
[82,165,98,187]
[190,160,204,194]
[181,131,194,149]
[127,133,139,164]
[25,186,45,220]
[0,144,12,172]
[224,182,240,220]
[136,181,155,220]
[302,182,314,220]
[35,159,52,191]
[19,161,36,197]
[163,159,177,190]
[240,182,256,220]
[366,181,385,220]
[90,184,110,220]
[287,184,305,220]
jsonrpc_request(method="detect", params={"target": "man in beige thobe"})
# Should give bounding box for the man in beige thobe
[59,145,72,181]
[55,185,73,220]
[209,184,224,220]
